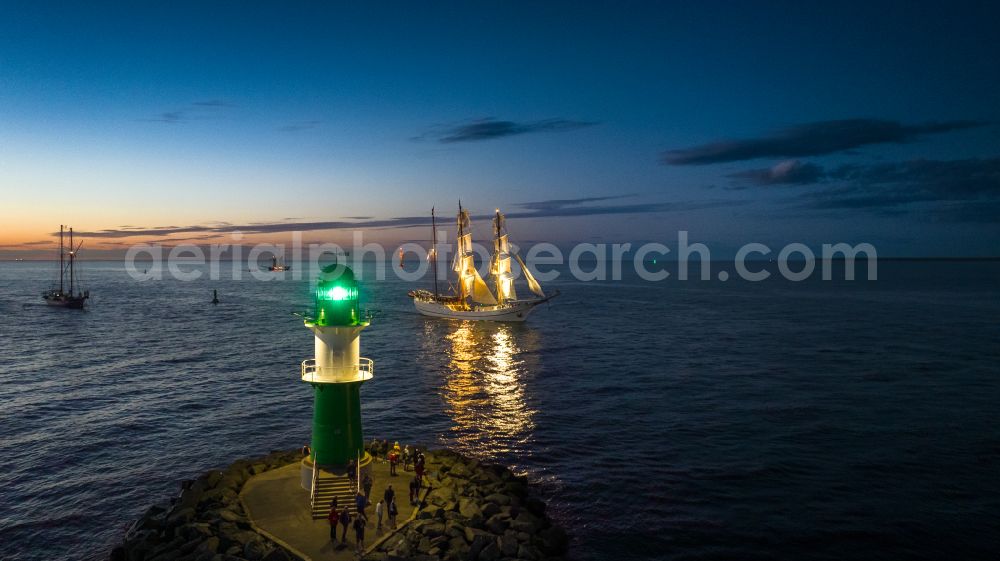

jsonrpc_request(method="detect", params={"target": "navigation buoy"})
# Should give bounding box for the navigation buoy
[212,289,219,305]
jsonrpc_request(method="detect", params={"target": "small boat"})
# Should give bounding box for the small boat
[42,225,89,309]
[268,256,291,272]
[408,204,557,322]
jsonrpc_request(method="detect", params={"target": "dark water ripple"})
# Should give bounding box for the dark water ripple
[1,261,999,560]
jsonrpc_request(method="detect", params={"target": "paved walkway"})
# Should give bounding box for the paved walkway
[241,458,422,561]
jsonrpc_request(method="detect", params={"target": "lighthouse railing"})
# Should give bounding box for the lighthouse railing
[301,358,374,383]
[309,454,319,509]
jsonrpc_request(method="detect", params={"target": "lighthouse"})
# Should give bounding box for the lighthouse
[300,264,374,494]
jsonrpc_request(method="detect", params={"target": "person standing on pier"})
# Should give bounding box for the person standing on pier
[375,498,385,532]
[355,491,367,516]
[338,507,351,543]
[362,473,373,500]
[388,498,398,529]
[347,457,357,483]
[414,453,425,484]
[383,484,394,508]
[327,500,339,543]
[353,513,367,552]
[388,449,399,475]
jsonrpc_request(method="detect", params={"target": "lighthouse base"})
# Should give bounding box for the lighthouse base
[299,453,373,492]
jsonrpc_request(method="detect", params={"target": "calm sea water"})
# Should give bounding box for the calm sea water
[1,260,998,561]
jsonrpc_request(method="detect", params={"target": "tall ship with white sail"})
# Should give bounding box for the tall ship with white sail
[408,204,557,321]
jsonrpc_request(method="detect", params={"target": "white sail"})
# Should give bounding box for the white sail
[497,266,516,301]
[492,233,517,302]
[514,253,545,297]
[470,270,498,305]
[456,240,498,306]
[457,255,497,305]
[453,233,473,272]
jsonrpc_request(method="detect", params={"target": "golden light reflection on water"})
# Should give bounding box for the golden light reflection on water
[436,321,538,461]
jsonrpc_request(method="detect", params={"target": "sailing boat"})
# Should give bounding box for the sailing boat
[268,255,291,272]
[42,225,89,309]
[408,204,557,321]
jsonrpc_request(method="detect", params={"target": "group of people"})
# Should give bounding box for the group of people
[369,440,427,480]
[366,439,393,461]
[326,495,369,554]
[327,483,400,553]
[316,440,430,553]
[368,440,424,470]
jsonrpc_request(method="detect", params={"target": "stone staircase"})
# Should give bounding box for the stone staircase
[311,474,357,520]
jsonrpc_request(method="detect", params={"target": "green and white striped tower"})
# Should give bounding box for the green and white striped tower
[300,264,373,487]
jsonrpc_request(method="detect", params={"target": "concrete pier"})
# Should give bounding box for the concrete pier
[241,456,421,560]
[111,448,568,561]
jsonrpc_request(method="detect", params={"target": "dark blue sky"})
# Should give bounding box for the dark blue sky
[3,1,999,255]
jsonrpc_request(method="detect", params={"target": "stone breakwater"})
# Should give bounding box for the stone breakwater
[366,449,568,561]
[111,448,568,561]
[111,449,302,561]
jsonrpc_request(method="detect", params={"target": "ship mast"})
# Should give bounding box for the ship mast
[451,202,498,309]
[431,207,439,297]
[491,209,518,305]
[456,201,465,301]
[69,227,75,296]
[493,209,502,303]
[59,225,65,295]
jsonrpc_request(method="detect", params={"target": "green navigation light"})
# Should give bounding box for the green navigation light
[322,285,357,301]
[313,264,361,326]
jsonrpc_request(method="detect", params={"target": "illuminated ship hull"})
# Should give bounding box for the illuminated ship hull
[409,290,555,322]
[43,291,88,309]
